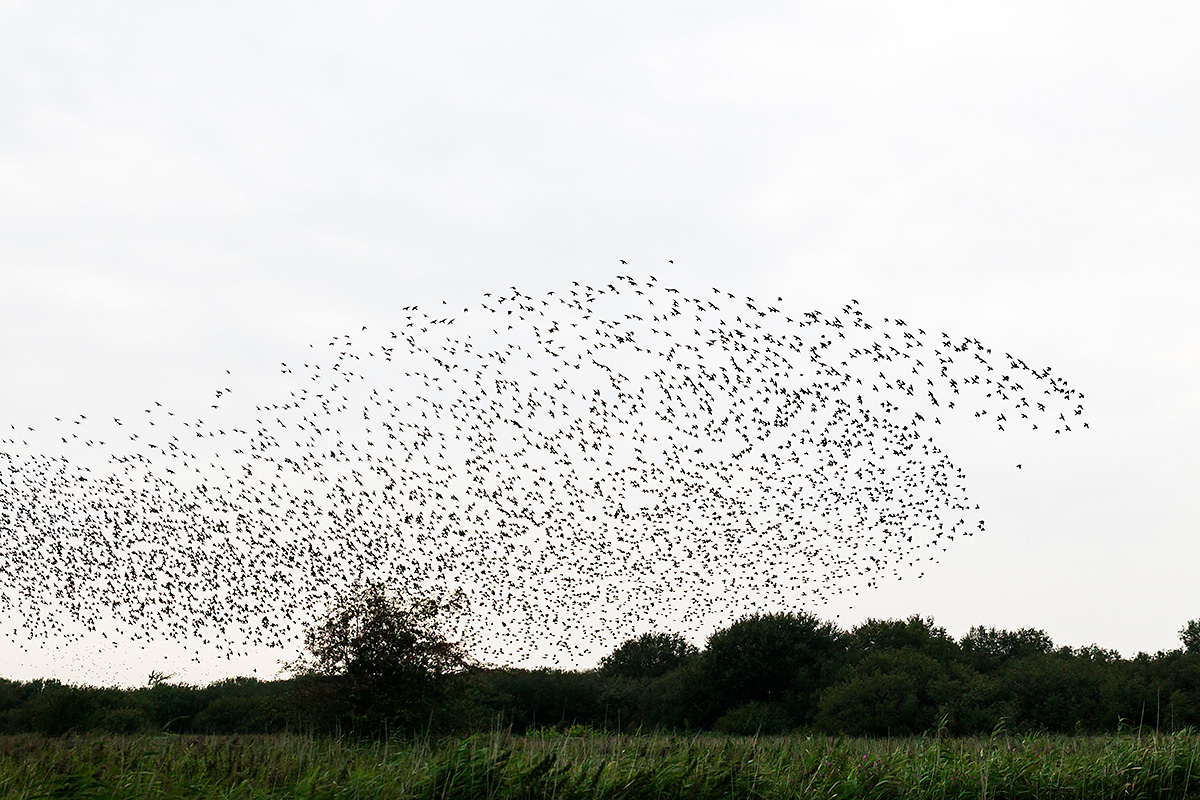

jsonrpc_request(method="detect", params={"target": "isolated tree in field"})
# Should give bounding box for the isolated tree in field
[1181,620,1200,654]
[285,580,475,732]
[599,632,699,679]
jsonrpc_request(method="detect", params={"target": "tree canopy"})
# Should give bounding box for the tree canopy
[284,581,475,733]
[1181,620,1200,655]
[598,632,698,680]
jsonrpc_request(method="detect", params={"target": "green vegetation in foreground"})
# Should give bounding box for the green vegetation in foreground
[1,731,1199,800]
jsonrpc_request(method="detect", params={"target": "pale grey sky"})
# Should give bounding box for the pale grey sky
[1,2,1197,687]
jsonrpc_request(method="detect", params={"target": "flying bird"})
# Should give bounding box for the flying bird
[0,275,1086,672]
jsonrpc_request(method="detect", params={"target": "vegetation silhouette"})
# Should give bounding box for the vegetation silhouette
[283,580,477,735]
[2,600,1198,739]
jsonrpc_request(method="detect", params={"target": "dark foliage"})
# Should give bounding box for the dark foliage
[702,611,843,726]
[4,610,1200,738]
[283,580,475,735]
[960,625,1055,672]
[1181,619,1200,655]
[598,632,699,680]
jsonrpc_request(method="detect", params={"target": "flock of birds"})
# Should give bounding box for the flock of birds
[0,274,1086,669]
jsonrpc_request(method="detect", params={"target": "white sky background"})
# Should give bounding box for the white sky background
[1,2,1198,687]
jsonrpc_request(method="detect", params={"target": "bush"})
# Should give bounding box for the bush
[193,696,281,734]
[815,650,955,736]
[527,722,605,738]
[25,685,100,735]
[100,707,152,734]
[640,658,715,731]
[712,702,793,735]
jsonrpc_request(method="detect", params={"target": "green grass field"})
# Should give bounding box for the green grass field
[1,730,1197,799]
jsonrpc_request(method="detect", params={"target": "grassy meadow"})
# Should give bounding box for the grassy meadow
[1,729,1197,800]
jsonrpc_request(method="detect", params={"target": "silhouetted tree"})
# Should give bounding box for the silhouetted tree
[703,611,842,725]
[960,625,1054,672]
[1181,620,1200,655]
[285,580,476,734]
[848,615,960,663]
[599,632,699,679]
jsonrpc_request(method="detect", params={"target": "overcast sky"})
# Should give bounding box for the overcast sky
[2,3,1198,687]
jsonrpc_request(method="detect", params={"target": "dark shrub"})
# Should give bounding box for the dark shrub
[712,702,792,736]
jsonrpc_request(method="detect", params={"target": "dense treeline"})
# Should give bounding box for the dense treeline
[4,612,1199,738]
